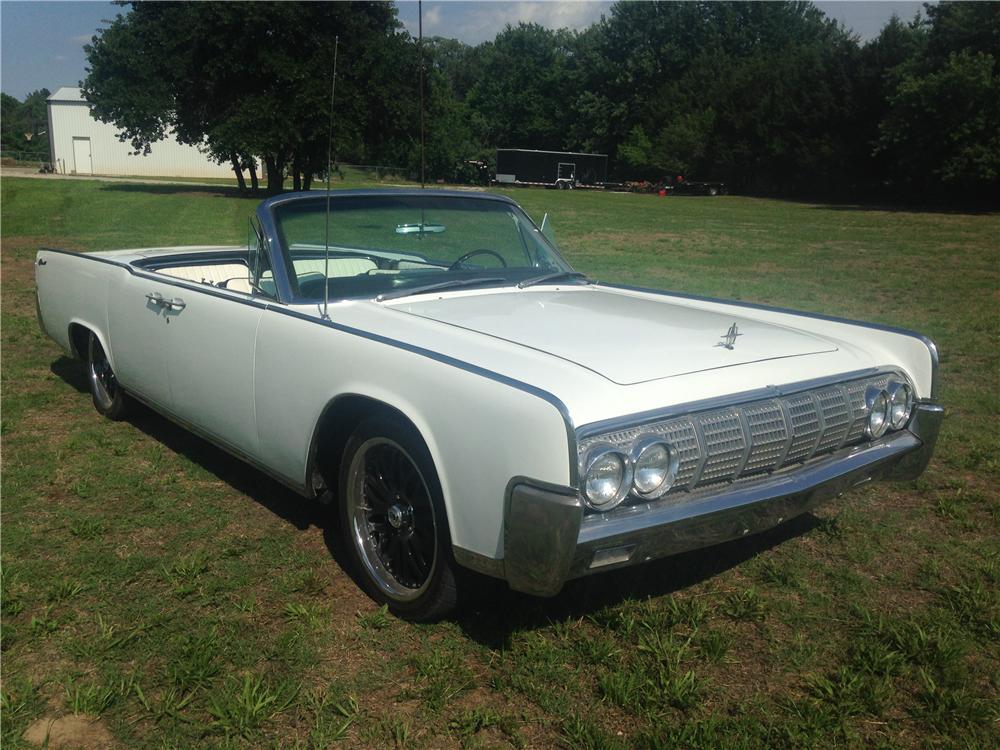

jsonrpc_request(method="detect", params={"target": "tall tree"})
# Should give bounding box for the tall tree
[873,2,1000,197]
[1,89,52,159]
[83,2,410,192]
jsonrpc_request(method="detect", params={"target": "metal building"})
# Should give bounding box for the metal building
[46,87,234,178]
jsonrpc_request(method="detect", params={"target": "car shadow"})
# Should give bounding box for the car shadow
[50,356,89,393]
[453,513,820,649]
[51,353,825,638]
[50,356,328,535]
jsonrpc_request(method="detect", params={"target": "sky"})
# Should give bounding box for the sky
[1,1,930,100]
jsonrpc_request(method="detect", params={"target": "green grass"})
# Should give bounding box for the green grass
[2,175,998,748]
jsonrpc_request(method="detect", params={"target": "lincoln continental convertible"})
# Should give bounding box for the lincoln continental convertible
[35,190,942,620]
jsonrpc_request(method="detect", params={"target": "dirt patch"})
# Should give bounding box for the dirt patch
[22,714,115,749]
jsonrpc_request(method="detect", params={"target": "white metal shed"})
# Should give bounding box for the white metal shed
[46,87,235,179]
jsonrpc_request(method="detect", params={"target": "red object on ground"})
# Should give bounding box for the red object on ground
[658,189,666,197]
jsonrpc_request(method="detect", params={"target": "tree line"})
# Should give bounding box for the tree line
[77,1,1000,200]
[1,89,51,161]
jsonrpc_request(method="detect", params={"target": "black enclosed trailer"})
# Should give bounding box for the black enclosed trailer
[495,149,608,189]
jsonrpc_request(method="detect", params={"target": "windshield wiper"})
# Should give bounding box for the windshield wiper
[517,271,593,289]
[376,276,507,302]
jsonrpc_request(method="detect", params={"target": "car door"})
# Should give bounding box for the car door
[157,282,266,458]
[107,270,175,409]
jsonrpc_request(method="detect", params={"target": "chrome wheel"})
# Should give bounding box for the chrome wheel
[345,437,438,601]
[88,333,118,411]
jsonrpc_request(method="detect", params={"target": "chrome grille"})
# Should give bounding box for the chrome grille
[696,409,746,484]
[815,387,852,452]
[661,419,700,488]
[783,393,822,465]
[742,401,788,475]
[578,372,905,501]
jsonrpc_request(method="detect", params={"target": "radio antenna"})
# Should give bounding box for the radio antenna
[419,0,425,189]
[322,35,340,321]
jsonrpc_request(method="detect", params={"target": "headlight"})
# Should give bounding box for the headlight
[865,386,889,439]
[583,444,632,510]
[887,380,913,430]
[631,438,679,499]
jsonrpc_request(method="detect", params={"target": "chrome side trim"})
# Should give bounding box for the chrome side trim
[503,476,582,596]
[601,283,940,400]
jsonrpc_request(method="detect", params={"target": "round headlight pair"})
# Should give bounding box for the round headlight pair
[865,380,914,438]
[887,380,914,430]
[582,437,680,511]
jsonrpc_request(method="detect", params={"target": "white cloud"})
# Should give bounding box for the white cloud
[423,4,445,32]
[404,1,613,44]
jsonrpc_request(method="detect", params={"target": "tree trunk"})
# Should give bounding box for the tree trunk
[293,168,302,192]
[230,154,247,192]
[248,159,259,193]
[265,155,285,193]
[303,172,313,191]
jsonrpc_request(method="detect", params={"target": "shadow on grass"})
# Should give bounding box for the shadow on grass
[98,182,253,199]
[52,353,824,640]
[49,356,328,537]
[803,200,998,217]
[455,514,819,648]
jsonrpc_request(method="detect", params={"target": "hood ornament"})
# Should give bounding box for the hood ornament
[717,322,742,350]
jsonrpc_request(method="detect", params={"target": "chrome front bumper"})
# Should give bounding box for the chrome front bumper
[502,403,943,597]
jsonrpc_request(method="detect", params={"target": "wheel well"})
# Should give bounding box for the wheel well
[309,395,427,500]
[68,323,91,360]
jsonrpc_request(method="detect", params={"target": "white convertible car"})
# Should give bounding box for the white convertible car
[35,190,941,620]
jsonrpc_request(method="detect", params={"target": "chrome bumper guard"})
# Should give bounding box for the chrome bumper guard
[503,403,942,597]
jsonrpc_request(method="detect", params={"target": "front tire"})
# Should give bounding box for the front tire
[338,417,457,621]
[87,332,128,420]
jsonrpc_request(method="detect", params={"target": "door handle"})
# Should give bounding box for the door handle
[163,298,186,310]
[145,292,165,306]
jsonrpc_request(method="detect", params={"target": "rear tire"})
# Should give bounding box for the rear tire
[87,331,128,420]
[338,416,457,621]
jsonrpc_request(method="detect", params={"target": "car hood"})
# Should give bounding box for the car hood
[386,286,839,385]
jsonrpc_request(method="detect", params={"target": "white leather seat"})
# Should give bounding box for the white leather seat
[156,257,377,296]
[158,263,251,292]
[292,258,377,277]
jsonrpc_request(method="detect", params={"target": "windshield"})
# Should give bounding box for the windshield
[269,194,574,302]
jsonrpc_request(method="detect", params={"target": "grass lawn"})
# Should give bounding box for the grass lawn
[1,175,998,748]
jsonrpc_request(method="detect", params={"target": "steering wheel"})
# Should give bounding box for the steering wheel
[448,249,508,271]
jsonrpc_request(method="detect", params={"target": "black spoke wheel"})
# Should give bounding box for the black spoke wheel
[339,417,457,620]
[87,331,128,420]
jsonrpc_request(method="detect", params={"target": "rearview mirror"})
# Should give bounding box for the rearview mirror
[395,223,446,235]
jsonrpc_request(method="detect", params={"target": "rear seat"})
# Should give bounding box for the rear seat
[157,263,252,293]
[292,258,378,276]
[155,257,379,296]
